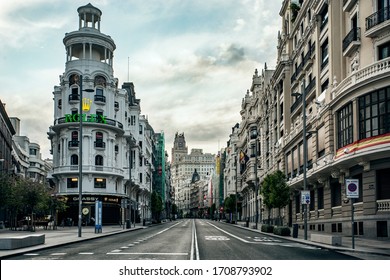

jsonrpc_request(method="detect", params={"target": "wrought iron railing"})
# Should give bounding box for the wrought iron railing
[366,7,390,30]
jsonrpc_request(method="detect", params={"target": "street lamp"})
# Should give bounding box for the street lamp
[250,127,259,229]
[235,154,238,224]
[292,81,308,240]
[78,74,94,238]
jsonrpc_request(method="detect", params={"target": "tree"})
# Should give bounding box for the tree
[261,170,290,225]
[151,191,163,222]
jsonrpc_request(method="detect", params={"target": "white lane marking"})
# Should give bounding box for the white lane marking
[194,220,200,260]
[190,219,200,260]
[206,222,321,250]
[24,253,39,256]
[79,252,94,255]
[50,253,67,256]
[205,236,230,241]
[110,249,122,253]
[206,222,250,243]
[107,252,188,256]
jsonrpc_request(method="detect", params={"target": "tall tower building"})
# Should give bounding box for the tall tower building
[48,3,136,225]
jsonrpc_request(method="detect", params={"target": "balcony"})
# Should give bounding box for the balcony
[290,94,303,113]
[332,57,390,100]
[377,199,390,211]
[365,8,390,37]
[343,27,361,56]
[94,95,106,104]
[68,140,79,148]
[94,141,106,149]
[68,94,80,103]
[54,116,123,132]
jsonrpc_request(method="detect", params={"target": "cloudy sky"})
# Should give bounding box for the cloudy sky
[0,0,282,159]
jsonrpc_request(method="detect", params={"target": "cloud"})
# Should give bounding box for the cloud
[1,0,283,159]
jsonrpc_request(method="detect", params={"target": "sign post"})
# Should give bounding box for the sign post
[346,179,359,249]
[95,200,102,234]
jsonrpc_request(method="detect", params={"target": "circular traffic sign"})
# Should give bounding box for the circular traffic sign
[348,183,357,192]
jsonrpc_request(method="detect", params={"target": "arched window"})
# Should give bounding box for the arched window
[95,132,105,148]
[94,75,106,87]
[95,155,103,166]
[71,154,78,165]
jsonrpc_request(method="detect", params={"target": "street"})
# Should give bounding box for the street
[4,219,358,260]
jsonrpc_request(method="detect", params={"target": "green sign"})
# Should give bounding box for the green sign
[65,114,107,124]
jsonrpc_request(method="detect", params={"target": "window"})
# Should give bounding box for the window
[321,79,329,93]
[331,179,342,207]
[69,131,79,148]
[319,3,328,30]
[377,168,390,200]
[58,99,62,109]
[379,41,390,60]
[95,155,103,166]
[286,152,292,178]
[295,194,301,214]
[317,187,324,209]
[67,178,78,188]
[130,116,136,126]
[29,148,37,155]
[69,87,80,101]
[337,103,353,149]
[321,39,329,69]
[307,135,313,168]
[317,126,325,158]
[310,189,315,211]
[139,124,143,134]
[94,178,106,188]
[359,86,390,139]
[95,132,105,148]
[71,154,78,165]
[94,88,106,103]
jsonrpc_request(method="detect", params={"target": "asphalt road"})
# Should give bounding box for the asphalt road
[5,219,359,260]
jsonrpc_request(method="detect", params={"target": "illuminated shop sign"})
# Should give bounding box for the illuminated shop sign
[64,113,107,124]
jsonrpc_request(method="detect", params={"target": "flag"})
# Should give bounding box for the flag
[239,150,249,174]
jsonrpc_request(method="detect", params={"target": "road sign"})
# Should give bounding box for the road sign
[301,190,310,205]
[346,179,359,198]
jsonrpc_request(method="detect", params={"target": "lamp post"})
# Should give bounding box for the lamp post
[235,154,238,224]
[78,75,94,238]
[250,127,259,229]
[292,80,308,240]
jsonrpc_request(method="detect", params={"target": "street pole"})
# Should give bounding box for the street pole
[78,75,83,238]
[235,154,238,224]
[351,198,355,249]
[254,142,259,230]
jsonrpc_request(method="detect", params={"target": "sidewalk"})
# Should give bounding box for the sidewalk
[234,221,390,259]
[0,223,145,259]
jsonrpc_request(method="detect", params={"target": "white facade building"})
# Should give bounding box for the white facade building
[47,3,152,225]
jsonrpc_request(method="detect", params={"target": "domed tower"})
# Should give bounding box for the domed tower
[48,3,130,225]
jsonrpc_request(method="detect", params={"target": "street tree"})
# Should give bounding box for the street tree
[261,170,290,225]
[151,191,163,222]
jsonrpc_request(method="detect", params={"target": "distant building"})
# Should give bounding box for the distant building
[171,133,215,215]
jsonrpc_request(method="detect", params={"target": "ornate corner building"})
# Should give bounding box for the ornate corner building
[227,0,390,238]
[47,4,154,225]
